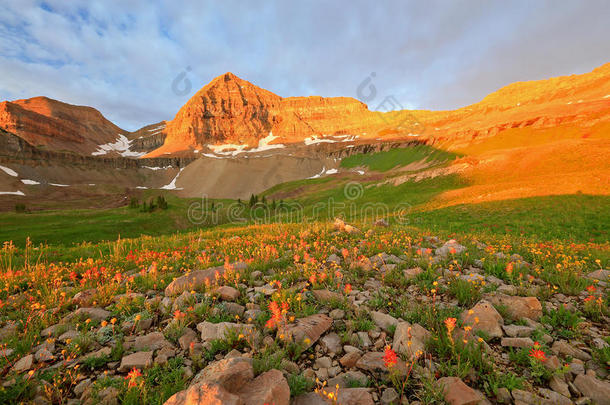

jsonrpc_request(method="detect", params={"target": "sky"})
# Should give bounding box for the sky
[1,1,609,131]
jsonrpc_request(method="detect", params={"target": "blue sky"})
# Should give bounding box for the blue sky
[1,0,609,131]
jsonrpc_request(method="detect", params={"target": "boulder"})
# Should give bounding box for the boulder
[216,286,240,301]
[164,383,242,405]
[436,240,466,257]
[165,262,247,296]
[551,340,591,361]
[485,294,542,320]
[134,332,173,351]
[392,322,430,360]
[311,289,342,303]
[119,351,153,372]
[586,269,610,282]
[63,307,110,323]
[438,377,485,405]
[574,374,610,405]
[13,354,33,372]
[192,357,254,391]
[196,321,255,343]
[280,314,332,348]
[371,311,398,333]
[236,369,290,405]
[461,300,504,339]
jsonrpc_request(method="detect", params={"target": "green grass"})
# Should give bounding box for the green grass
[340,144,459,172]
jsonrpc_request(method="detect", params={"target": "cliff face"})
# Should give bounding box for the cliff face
[0,96,125,155]
[148,73,391,156]
[150,64,610,157]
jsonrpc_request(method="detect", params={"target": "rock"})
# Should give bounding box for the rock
[165,263,247,296]
[381,388,399,405]
[511,389,543,405]
[164,383,242,405]
[196,321,255,343]
[321,332,342,354]
[13,354,33,372]
[496,284,517,295]
[134,332,173,351]
[551,341,592,361]
[574,374,610,405]
[392,322,430,360]
[329,309,345,320]
[315,356,332,369]
[538,388,572,405]
[333,218,361,235]
[549,374,571,398]
[327,253,342,264]
[436,240,466,257]
[403,267,423,280]
[374,218,389,227]
[485,294,542,320]
[293,388,374,405]
[192,357,254,390]
[0,322,18,340]
[496,387,512,404]
[72,288,98,306]
[57,329,79,343]
[216,286,240,301]
[502,324,534,337]
[118,351,153,372]
[500,337,534,348]
[371,311,398,333]
[438,377,485,405]
[311,289,342,303]
[35,348,54,362]
[356,352,406,375]
[586,269,610,282]
[236,369,290,405]
[63,307,110,323]
[179,328,198,351]
[281,314,332,348]
[223,302,245,317]
[461,300,504,339]
[340,352,362,368]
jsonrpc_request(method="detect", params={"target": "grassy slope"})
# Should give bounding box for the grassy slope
[340,144,459,172]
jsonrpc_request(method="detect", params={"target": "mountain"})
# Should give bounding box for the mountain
[0,96,128,155]
[145,72,392,157]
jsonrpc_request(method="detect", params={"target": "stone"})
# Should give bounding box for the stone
[315,356,332,369]
[192,357,254,390]
[549,374,571,398]
[118,351,153,372]
[223,302,245,317]
[538,388,572,405]
[35,348,54,362]
[500,337,534,348]
[0,322,18,340]
[333,218,361,235]
[13,354,33,372]
[196,321,255,343]
[381,388,399,405]
[586,269,610,282]
[496,387,512,404]
[280,314,332,348]
[293,388,374,405]
[355,352,406,375]
[392,322,430,360]
[216,286,240,301]
[72,288,98,306]
[327,253,342,264]
[163,383,242,405]
[179,328,198,350]
[438,377,485,405]
[502,324,534,337]
[485,294,542,320]
[320,332,342,354]
[58,329,79,343]
[374,218,389,227]
[461,300,504,339]
[134,332,173,351]
[340,352,362,368]
[63,307,110,323]
[371,311,398,333]
[436,240,467,257]
[551,341,591,361]
[164,262,247,296]
[574,374,610,405]
[403,267,423,280]
[329,309,345,320]
[311,289,342,303]
[236,369,290,405]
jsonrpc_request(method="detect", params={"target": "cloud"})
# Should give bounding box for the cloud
[0,0,608,130]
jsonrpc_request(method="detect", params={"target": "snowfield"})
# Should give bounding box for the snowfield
[92,134,146,158]
[0,165,18,177]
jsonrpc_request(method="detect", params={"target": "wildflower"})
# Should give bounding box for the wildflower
[383,345,397,368]
[444,317,457,334]
[586,285,596,293]
[125,368,143,388]
[344,284,352,294]
[529,347,547,362]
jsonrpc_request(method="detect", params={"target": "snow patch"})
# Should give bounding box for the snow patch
[207,132,286,157]
[135,186,148,189]
[304,134,358,145]
[21,179,40,185]
[161,168,184,190]
[308,167,339,179]
[604,94,610,99]
[50,183,69,187]
[0,165,18,177]
[0,191,24,196]
[92,134,146,157]
[142,166,172,171]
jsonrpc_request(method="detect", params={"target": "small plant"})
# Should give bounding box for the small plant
[128,197,139,209]
[287,374,314,397]
[14,203,27,213]
[540,304,582,339]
